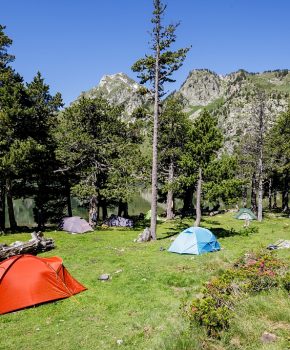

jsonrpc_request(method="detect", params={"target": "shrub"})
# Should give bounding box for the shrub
[185,250,286,337]
[188,297,231,337]
[281,272,290,293]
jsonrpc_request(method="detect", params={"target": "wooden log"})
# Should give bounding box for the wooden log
[0,232,55,261]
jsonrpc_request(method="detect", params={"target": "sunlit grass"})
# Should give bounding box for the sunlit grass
[0,212,289,349]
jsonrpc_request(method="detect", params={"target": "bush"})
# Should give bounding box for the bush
[188,297,231,337]
[185,250,286,337]
[281,272,290,293]
[238,226,259,236]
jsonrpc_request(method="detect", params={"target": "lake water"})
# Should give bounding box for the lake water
[5,190,166,227]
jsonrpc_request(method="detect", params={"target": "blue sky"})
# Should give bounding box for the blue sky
[1,0,290,105]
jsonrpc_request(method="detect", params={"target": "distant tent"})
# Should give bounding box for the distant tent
[145,210,162,221]
[61,216,93,234]
[235,208,257,220]
[104,214,133,228]
[168,227,221,255]
[0,254,86,315]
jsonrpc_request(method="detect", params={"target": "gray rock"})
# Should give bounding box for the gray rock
[98,274,110,281]
[261,332,277,343]
[77,73,151,117]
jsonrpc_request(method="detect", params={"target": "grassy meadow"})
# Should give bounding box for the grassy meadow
[0,213,289,350]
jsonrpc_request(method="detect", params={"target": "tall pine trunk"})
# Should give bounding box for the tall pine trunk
[118,200,128,217]
[194,168,202,227]
[251,173,257,213]
[282,170,289,212]
[6,179,17,231]
[242,186,247,208]
[273,189,278,209]
[102,201,108,220]
[182,187,194,216]
[256,93,265,222]
[166,161,174,220]
[0,183,5,231]
[89,195,98,226]
[65,176,72,217]
[268,178,272,210]
[257,159,263,222]
[150,6,161,240]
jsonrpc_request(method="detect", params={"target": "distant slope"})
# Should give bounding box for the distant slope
[176,69,290,151]
[78,72,151,116]
[75,69,290,152]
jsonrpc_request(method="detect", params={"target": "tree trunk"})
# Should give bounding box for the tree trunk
[118,200,128,217]
[89,195,98,226]
[257,161,263,222]
[251,173,257,214]
[273,189,278,209]
[6,179,17,231]
[242,186,247,208]
[282,170,289,212]
[256,92,265,222]
[166,161,174,220]
[182,187,194,216]
[102,201,108,220]
[65,176,72,217]
[268,178,272,210]
[194,168,202,227]
[0,184,5,232]
[150,8,161,241]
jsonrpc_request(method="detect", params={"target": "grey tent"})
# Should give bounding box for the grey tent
[61,216,93,234]
[104,214,133,228]
[235,208,257,220]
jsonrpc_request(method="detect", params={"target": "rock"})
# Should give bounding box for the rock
[77,73,151,117]
[261,332,277,343]
[98,274,110,281]
[74,69,290,154]
[135,227,152,243]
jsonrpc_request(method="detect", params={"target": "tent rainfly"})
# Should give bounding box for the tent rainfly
[235,208,257,220]
[61,216,93,234]
[145,210,162,221]
[168,226,221,255]
[0,254,86,314]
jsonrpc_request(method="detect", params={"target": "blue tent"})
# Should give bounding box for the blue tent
[168,227,221,255]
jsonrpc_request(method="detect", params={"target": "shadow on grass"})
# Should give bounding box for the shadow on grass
[202,218,221,226]
[158,220,190,240]
[2,226,39,235]
[210,227,239,238]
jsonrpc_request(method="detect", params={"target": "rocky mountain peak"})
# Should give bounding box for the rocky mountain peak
[178,69,224,107]
[78,72,150,116]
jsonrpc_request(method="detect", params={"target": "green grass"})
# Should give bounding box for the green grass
[0,213,289,349]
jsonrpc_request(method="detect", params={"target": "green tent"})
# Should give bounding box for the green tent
[145,210,162,221]
[235,208,257,220]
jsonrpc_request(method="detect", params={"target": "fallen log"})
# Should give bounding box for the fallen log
[0,231,55,261]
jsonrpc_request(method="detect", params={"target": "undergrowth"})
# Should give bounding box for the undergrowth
[185,250,289,338]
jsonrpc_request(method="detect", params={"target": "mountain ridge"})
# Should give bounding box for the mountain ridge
[77,69,290,151]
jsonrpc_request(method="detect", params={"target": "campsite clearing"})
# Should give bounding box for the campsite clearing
[0,213,289,350]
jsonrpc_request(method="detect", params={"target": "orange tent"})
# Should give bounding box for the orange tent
[0,254,86,315]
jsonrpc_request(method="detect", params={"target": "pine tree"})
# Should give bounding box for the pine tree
[25,72,64,228]
[0,24,32,230]
[132,0,190,239]
[267,108,290,212]
[236,92,268,221]
[158,96,190,219]
[180,110,223,226]
[55,97,144,224]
